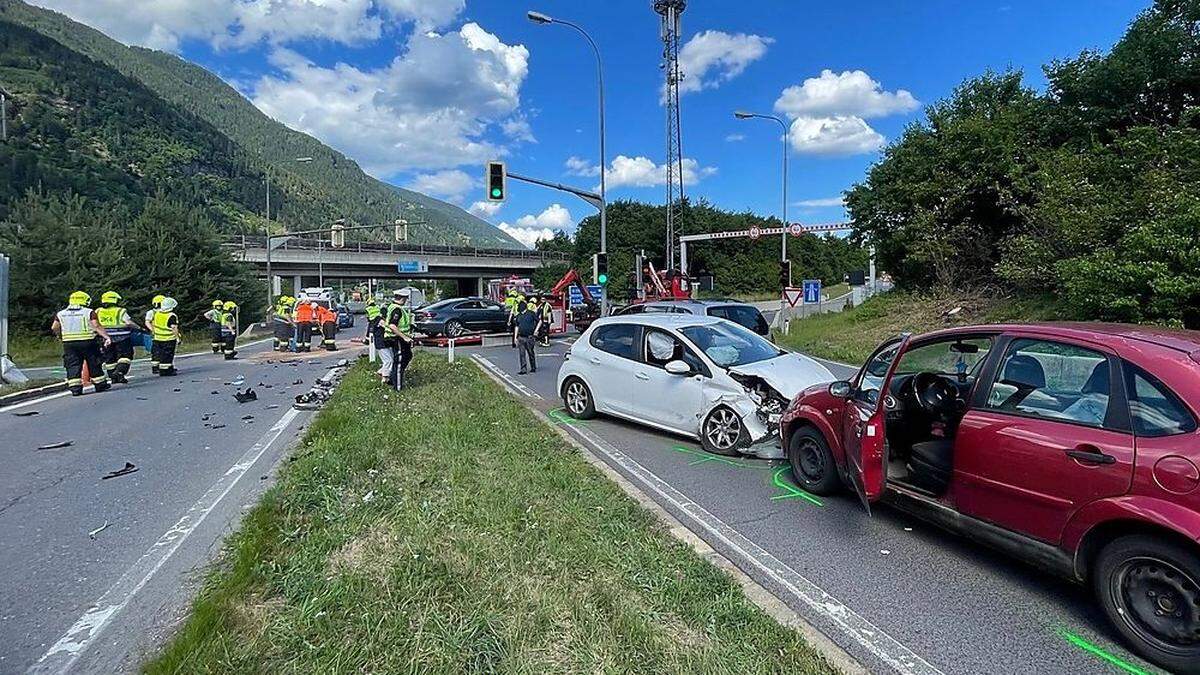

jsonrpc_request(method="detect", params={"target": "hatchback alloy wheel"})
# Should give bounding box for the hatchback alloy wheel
[566,382,588,415]
[701,407,744,456]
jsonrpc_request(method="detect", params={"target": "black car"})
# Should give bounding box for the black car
[413,297,509,337]
[614,300,771,336]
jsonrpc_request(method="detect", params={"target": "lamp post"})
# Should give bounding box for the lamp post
[528,9,608,314]
[265,157,315,312]
[735,110,790,331]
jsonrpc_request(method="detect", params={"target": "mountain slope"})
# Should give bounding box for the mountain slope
[0,0,522,248]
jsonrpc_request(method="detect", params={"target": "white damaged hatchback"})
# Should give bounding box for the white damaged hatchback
[556,314,835,458]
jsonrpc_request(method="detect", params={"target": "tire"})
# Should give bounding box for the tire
[787,426,841,495]
[700,406,747,457]
[1093,534,1200,673]
[445,319,465,337]
[562,377,596,420]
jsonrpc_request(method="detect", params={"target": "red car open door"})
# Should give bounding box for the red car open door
[842,335,910,513]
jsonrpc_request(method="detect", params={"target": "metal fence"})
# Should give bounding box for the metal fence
[222,235,571,263]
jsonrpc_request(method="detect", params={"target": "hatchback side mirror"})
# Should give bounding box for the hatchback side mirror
[829,380,853,398]
[665,360,691,375]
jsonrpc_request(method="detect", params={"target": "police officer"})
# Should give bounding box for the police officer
[151,296,181,375]
[97,291,137,383]
[221,300,239,359]
[364,296,381,346]
[272,295,293,351]
[513,295,542,375]
[384,288,414,389]
[204,300,224,353]
[51,291,112,396]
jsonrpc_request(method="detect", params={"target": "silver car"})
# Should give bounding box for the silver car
[555,314,835,457]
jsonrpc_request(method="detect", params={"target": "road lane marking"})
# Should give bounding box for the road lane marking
[30,406,305,674]
[1,391,71,413]
[18,337,276,377]
[469,354,542,399]
[565,422,942,675]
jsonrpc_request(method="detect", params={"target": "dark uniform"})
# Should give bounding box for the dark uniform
[384,299,413,389]
[96,294,134,383]
[272,297,293,351]
[204,300,224,353]
[56,294,111,396]
[151,302,180,375]
[220,301,238,359]
[515,304,540,374]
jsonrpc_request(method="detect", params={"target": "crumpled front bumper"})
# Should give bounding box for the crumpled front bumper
[716,393,785,460]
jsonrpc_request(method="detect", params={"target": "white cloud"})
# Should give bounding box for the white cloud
[774,69,919,119]
[497,204,574,248]
[253,24,529,176]
[568,155,717,190]
[794,196,846,208]
[468,201,503,218]
[408,170,472,202]
[500,117,536,143]
[675,31,773,98]
[787,116,884,155]
[725,133,746,142]
[29,0,465,51]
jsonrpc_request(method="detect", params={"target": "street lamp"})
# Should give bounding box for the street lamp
[735,110,790,329]
[527,9,608,313]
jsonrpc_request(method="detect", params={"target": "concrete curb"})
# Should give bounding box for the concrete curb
[469,360,866,675]
[0,381,68,407]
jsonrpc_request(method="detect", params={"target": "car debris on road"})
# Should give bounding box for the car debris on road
[101,462,138,480]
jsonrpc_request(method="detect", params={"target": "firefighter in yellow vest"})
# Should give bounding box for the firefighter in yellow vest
[96,291,138,384]
[537,293,554,346]
[204,300,224,353]
[151,296,182,375]
[51,291,112,396]
[272,295,293,351]
[221,300,239,359]
[145,294,164,371]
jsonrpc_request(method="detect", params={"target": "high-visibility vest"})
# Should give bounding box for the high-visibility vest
[386,303,411,334]
[366,304,381,321]
[96,305,131,338]
[274,302,290,322]
[152,311,177,342]
[295,303,315,322]
[57,307,95,342]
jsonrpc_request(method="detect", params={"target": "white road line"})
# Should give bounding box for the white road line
[565,422,943,675]
[469,354,542,399]
[30,406,305,674]
[0,391,70,413]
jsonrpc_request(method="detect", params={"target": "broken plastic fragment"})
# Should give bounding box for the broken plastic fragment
[88,521,111,540]
[37,440,74,450]
[12,410,40,417]
[234,388,257,403]
[102,462,138,480]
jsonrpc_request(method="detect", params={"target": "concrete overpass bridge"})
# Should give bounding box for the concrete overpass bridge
[223,235,569,296]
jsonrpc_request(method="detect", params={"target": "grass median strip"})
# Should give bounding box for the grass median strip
[146,353,832,673]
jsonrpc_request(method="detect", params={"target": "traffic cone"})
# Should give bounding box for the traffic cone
[81,360,91,387]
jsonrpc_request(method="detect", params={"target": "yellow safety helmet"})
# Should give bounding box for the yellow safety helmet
[212,299,223,308]
[69,290,91,307]
[100,290,121,305]
[223,301,237,311]
[366,296,376,305]
[152,294,165,308]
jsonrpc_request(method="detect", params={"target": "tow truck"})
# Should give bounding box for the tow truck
[548,268,602,333]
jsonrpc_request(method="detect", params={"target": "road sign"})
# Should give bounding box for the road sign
[396,260,428,274]
[748,226,762,240]
[566,284,604,307]
[788,223,803,236]
[782,287,803,307]
[803,279,822,304]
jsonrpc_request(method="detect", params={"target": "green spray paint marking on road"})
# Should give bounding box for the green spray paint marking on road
[548,408,587,426]
[671,445,771,470]
[770,467,823,506]
[1057,629,1149,675]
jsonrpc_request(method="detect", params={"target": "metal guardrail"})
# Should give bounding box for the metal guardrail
[222,235,570,263]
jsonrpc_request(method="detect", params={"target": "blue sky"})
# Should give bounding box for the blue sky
[34,0,1149,246]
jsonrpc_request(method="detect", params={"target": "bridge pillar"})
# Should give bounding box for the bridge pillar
[292,275,303,295]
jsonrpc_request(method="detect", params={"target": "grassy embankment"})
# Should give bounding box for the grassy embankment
[146,355,831,673]
[778,289,1069,365]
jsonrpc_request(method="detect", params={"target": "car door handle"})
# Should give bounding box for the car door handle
[1065,446,1116,465]
[635,372,650,381]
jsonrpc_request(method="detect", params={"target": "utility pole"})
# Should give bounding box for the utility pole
[656,0,687,270]
[1,90,8,142]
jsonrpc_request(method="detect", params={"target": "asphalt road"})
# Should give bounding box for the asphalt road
[0,339,356,673]
[466,338,1161,675]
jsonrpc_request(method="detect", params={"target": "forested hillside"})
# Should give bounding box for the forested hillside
[0,0,521,248]
[848,0,1200,327]
[537,200,868,301]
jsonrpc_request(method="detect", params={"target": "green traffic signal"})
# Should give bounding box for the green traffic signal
[598,273,608,285]
[491,187,502,198]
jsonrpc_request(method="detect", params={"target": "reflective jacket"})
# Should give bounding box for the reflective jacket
[57,306,96,342]
[152,311,178,342]
[96,305,132,339]
[294,303,316,322]
[385,302,412,336]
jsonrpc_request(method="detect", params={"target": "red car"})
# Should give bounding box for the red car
[780,323,1200,672]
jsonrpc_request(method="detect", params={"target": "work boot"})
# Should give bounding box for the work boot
[94,382,111,392]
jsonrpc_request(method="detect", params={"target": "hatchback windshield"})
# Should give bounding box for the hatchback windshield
[679,322,781,367]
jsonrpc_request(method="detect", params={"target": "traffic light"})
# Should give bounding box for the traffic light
[486,161,506,201]
[594,252,609,285]
[779,259,792,289]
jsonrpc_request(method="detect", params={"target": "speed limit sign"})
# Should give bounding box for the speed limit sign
[748,226,761,240]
